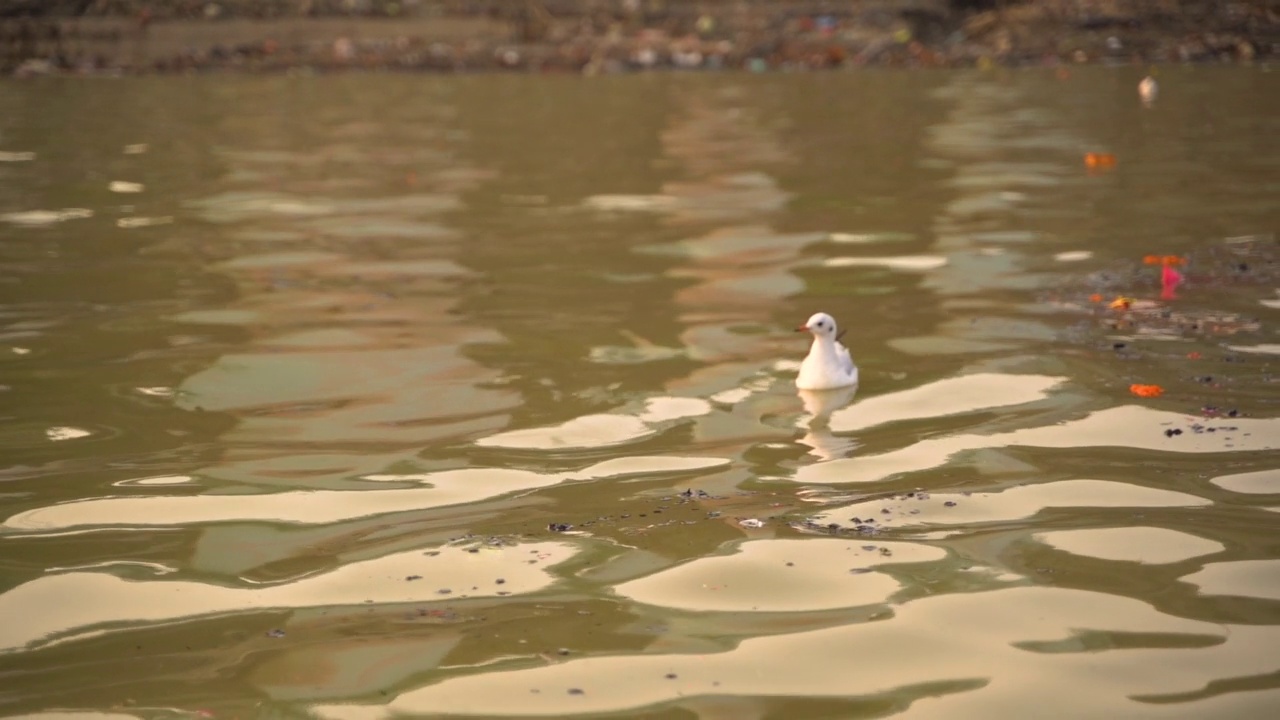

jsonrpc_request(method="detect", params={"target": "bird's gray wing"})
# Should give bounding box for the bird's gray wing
[836,343,855,374]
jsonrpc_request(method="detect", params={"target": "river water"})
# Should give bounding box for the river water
[1,67,1278,718]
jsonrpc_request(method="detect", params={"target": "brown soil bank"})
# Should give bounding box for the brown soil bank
[3,1,1277,75]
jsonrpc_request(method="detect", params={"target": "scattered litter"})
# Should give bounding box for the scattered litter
[266,629,286,638]
[1084,152,1117,170]
[1129,384,1164,398]
[738,518,765,529]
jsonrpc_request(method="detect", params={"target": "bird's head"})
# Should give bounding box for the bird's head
[796,312,839,340]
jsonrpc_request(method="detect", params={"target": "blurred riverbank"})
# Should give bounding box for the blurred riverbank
[4,1,1277,76]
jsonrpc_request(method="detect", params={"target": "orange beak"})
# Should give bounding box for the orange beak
[795,325,810,332]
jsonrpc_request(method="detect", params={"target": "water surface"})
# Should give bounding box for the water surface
[1,67,1278,718]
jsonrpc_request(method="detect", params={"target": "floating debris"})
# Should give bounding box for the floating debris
[738,518,765,529]
[1139,75,1159,104]
[1084,152,1117,170]
[1130,384,1164,398]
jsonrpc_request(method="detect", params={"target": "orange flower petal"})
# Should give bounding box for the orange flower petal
[1129,384,1164,398]
[1089,293,1103,303]
[1109,297,1132,310]
[1143,255,1160,265]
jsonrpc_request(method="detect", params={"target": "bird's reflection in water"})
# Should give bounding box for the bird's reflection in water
[797,385,859,461]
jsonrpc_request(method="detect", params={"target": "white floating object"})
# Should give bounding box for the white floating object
[109,181,144,194]
[1139,75,1158,104]
[1054,250,1093,262]
[123,144,149,155]
[0,151,35,162]
[738,518,765,529]
[135,386,175,397]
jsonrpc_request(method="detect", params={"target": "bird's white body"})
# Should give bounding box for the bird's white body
[795,312,858,390]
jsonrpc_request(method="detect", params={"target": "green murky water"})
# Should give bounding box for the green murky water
[1,67,1278,719]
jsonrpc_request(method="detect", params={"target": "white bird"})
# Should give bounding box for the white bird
[795,312,858,390]
[1138,75,1158,104]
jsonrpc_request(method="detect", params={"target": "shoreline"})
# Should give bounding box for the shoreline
[5,3,1276,77]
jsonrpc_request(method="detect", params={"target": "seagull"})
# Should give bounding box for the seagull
[795,312,858,390]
